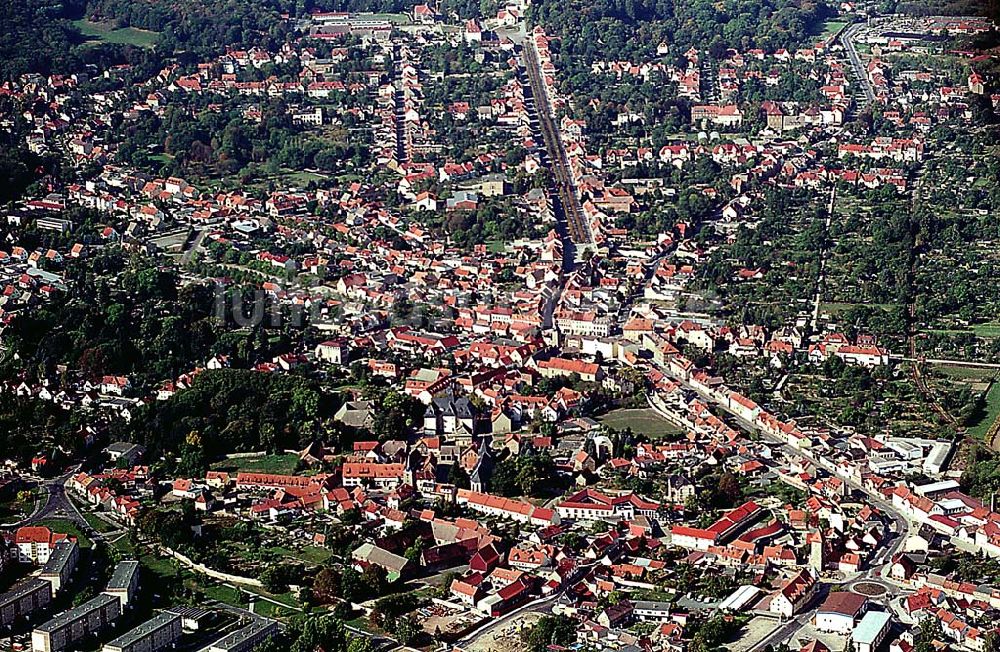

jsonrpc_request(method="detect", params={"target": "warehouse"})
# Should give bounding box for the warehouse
[102,612,182,652]
[32,593,121,652]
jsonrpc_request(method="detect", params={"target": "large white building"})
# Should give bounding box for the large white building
[815,592,868,634]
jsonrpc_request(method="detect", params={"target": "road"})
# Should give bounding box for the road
[3,469,89,530]
[521,41,592,251]
[840,22,876,107]
[181,227,208,265]
[810,186,836,330]
[453,562,594,650]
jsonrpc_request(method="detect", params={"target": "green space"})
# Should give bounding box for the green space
[817,19,848,38]
[73,19,160,48]
[820,302,898,316]
[211,453,301,475]
[36,518,93,548]
[975,323,1000,338]
[969,382,1000,439]
[268,545,333,565]
[486,238,506,253]
[931,364,997,382]
[599,408,683,438]
[367,13,412,24]
[81,510,118,534]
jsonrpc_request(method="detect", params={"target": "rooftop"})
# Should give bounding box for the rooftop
[104,613,180,649]
[34,593,118,633]
[106,560,140,590]
[853,610,891,644]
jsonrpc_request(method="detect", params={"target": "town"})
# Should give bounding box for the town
[0,0,999,651]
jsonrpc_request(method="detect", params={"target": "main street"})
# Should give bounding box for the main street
[840,22,876,107]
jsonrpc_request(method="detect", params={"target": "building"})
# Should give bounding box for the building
[101,612,182,652]
[104,561,140,608]
[105,442,145,466]
[208,617,279,652]
[816,591,868,634]
[32,593,121,652]
[351,543,411,582]
[39,540,79,595]
[314,339,349,365]
[852,611,892,652]
[0,579,52,627]
[769,569,817,618]
[633,601,673,622]
[15,527,69,565]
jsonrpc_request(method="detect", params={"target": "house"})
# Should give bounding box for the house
[769,569,817,618]
[14,526,70,564]
[315,339,349,365]
[351,543,411,582]
[105,442,145,466]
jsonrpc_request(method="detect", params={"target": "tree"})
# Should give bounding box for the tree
[312,568,341,604]
[521,615,576,652]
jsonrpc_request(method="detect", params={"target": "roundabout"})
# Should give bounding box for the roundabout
[851,580,889,598]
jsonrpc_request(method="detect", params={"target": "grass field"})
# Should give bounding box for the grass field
[74,20,160,48]
[212,453,300,475]
[36,518,92,548]
[267,545,333,565]
[599,408,683,438]
[969,382,1000,439]
[818,19,848,38]
[975,323,1000,338]
[81,510,118,533]
[931,364,997,382]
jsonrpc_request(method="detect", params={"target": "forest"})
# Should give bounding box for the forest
[530,0,833,65]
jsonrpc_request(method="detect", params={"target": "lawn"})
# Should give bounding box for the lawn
[81,510,118,534]
[268,545,333,565]
[969,382,1000,439]
[36,518,92,548]
[818,19,848,38]
[931,364,996,382]
[211,453,301,475]
[974,323,1000,338]
[599,408,683,438]
[73,19,160,48]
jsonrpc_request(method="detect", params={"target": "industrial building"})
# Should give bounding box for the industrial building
[32,593,121,652]
[101,612,182,652]
[39,540,79,595]
[0,579,52,627]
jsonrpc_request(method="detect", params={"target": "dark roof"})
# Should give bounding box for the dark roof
[818,591,867,616]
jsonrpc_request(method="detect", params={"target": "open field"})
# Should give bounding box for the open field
[211,453,300,475]
[73,20,159,48]
[969,382,1000,440]
[818,19,848,38]
[599,408,683,438]
[36,518,92,548]
[266,545,333,565]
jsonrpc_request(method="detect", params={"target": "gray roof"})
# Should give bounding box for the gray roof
[104,613,180,649]
[106,560,140,590]
[0,579,50,607]
[34,593,118,633]
[41,539,77,575]
[210,617,278,651]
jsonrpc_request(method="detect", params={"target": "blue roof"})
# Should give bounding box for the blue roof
[853,610,891,644]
